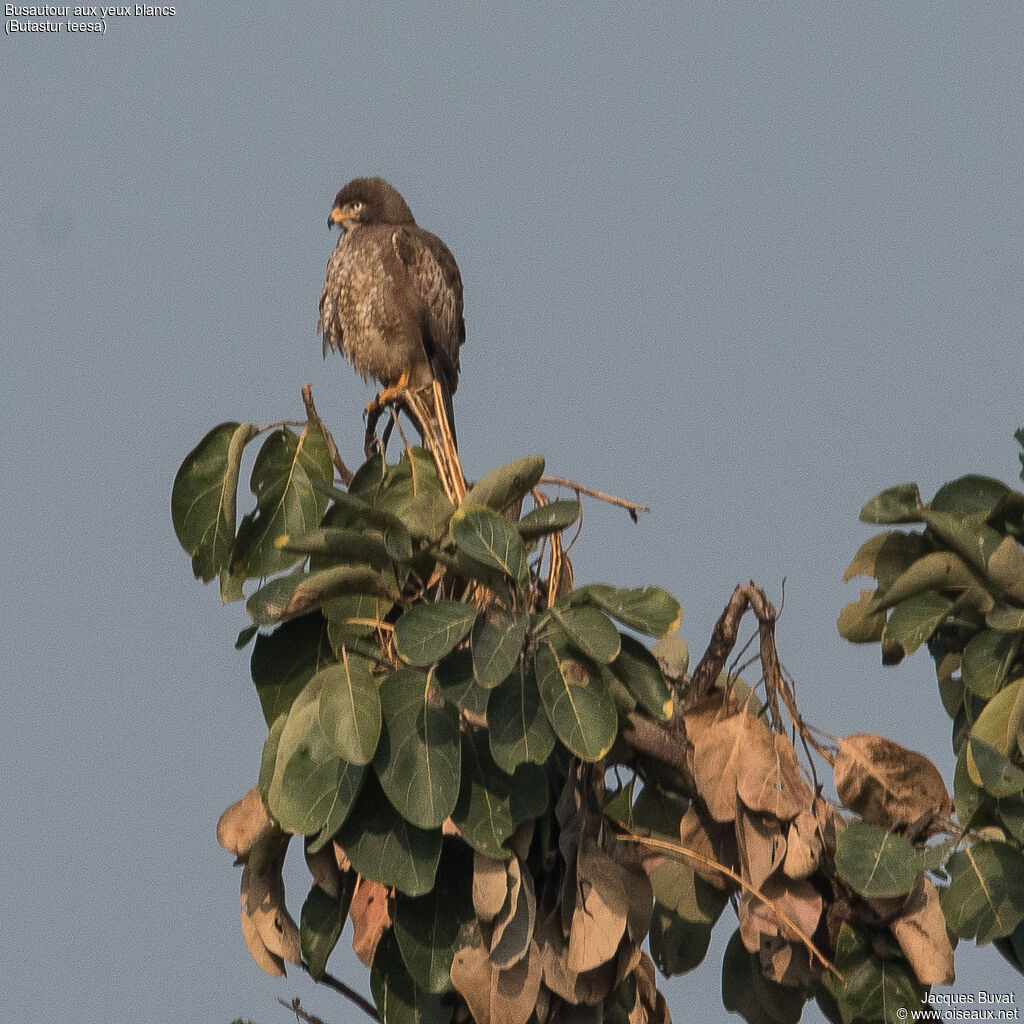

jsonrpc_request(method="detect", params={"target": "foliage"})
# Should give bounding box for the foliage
[839,429,1024,979]
[175,415,1024,1024]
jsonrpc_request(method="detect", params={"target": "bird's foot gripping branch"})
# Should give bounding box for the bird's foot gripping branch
[172,411,1024,1024]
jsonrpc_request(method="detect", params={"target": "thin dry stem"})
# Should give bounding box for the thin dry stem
[302,384,354,485]
[618,829,840,980]
[539,475,650,518]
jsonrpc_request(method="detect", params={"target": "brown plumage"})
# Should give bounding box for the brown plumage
[318,177,465,446]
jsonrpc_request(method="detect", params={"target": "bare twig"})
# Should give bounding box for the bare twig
[297,963,380,1022]
[276,995,328,1024]
[617,829,840,979]
[301,385,354,485]
[538,476,650,518]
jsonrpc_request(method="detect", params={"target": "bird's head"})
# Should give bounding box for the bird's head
[328,177,416,232]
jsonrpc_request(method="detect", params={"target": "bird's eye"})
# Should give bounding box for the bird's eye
[351,201,364,212]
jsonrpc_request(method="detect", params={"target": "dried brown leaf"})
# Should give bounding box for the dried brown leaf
[782,810,822,880]
[630,951,672,1024]
[736,804,786,890]
[678,804,739,891]
[474,852,510,925]
[217,787,274,861]
[609,842,654,944]
[350,877,391,967]
[835,733,951,828]
[736,730,813,821]
[239,834,301,975]
[491,857,536,969]
[691,713,746,822]
[304,842,340,899]
[333,841,351,873]
[450,939,543,1024]
[567,834,628,973]
[890,875,955,985]
[536,909,616,1006]
[737,877,822,955]
[813,796,847,855]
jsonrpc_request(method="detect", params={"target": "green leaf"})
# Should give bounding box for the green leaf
[966,739,1024,799]
[487,662,556,773]
[859,484,923,525]
[464,456,545,513]
[649,856,728,926]
[337,775,442,896]
[373,669,461,829]
[611,634,673,721]
[517,499,581,541]
[373,447,455,542]
[435,648,490,717]
[940,842,1024,943]
[301,872,356,980]
[822,923,924,1024]
[921,508,1004,574]
[551,605,621,664]
[251,612,335,726]
[267,675,366,843]
[931,474,1012,518]
[954,746,985,829]
[370,929,452,1024]
[652,631,689,679]
[393,844,474,994]
[836,591,887,644]
[842,531,930,587]
[962,630,1021,698]
[258,714,286,801]
[450,504,530,587]
[471,610,529,688]
[535,639,617,762]
[987,603,1024,632]
[451,730,548,858]
[881,591,953,657]
[231,423,333,579]
[987,537,1024,603]
[282,526,395,568]
[324,591,396,650]
[317,651,382,765]
[969,677,1024,762]
[834,820,919,898]
[624,784,689,839]
[247,565,397,627]
[649,901,712,977]
[394,601,478,667]
[570,584,682,637]
[995,919,1024,976]
[721,929,806,1024]
[171,421,259,582]
[865,550,979,613]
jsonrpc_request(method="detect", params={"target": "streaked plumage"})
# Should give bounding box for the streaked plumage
[318,177,465,444]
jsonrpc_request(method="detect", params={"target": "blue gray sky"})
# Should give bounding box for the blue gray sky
[3,4,1022,1021]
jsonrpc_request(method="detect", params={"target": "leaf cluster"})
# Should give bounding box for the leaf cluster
[173,419,1024,1024]
[173,421,684,1024]
[840,436,1024,978]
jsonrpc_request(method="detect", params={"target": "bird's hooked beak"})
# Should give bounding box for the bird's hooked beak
[328,204,359,232]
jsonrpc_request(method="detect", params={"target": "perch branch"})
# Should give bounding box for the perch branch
[538,476,650,518]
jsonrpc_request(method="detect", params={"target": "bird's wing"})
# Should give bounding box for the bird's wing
[318,243,346,358]
[391,226,463,395]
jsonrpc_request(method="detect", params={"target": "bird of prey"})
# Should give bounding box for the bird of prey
[318,177,465,447]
